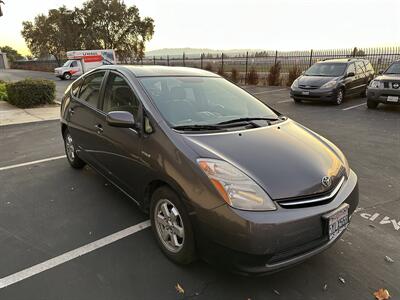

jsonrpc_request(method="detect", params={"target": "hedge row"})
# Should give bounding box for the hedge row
[0,81,7,101]
[6,79,56,108]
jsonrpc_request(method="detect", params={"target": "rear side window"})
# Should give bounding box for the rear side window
[365,61,374,72]
[347,63,355,75]
[71,78,82,96]
[78,72,105,107]
[102,73,140,117]
[355,61,366,74]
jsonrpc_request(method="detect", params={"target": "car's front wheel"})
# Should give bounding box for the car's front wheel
[334,88,344,105]
[150,186,196,264]
[63,72,72,80]
[64,130,85,169]
[293,98,302,103]
[367,99,379,109]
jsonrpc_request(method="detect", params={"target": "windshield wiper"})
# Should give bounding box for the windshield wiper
[216,117,280,125]
[172,124,223,131]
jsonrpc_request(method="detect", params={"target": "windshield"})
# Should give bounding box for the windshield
[139,77,278,127]
[305,63,347,77]
[385,62,400,74]
[63,60,73,67]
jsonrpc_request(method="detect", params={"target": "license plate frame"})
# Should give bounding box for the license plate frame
[387,96,399,102]
[323,203,349,241]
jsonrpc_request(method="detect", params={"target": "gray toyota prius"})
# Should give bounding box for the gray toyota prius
[60,65,358,274]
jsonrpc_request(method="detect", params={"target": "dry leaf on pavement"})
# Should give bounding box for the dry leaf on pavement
[373,288,390,300]
[175,283,185,294]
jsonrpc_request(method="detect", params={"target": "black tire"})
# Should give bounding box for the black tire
[63,72,72,80]
[150,186,196,264]
[63,129,85,169]
[293,98,302,103]
[367,99,379,109]
[334,88,344,105]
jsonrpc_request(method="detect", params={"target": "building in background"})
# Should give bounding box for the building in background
[0,52,10,69]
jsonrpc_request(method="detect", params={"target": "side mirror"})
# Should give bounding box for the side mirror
[301,71,305,75]
[378,69,384,75]
[106,111,135,128]
[346,72,355,77]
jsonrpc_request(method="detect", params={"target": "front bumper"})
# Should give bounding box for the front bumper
[195,170,358,274]
[367,88,400,104]
[290,87,338,101]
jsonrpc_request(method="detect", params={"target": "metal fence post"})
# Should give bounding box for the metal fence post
[245,51,249,85]
[274,50,278,66]
[200,53,203,69]
[167,55,169,66]
[183,52,185,66]
[309,49,313,67]
[221,52,224,73]
[153,56,156,65]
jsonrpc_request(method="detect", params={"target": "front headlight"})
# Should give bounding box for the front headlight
[291,79,299,89]
[369,80,382,88]
[320,80,337,89]
[197,158,276,211]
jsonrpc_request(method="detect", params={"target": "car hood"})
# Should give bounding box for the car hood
[374,74,400,81]
[298,75,340,88]
[182,120,346,200]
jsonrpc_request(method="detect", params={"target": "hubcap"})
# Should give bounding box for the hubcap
[154,199,185,253]
[65,134,75,161]
[337,90,343,104]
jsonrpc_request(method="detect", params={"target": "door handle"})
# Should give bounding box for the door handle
[94,124,103,134]
[69,108,74,115]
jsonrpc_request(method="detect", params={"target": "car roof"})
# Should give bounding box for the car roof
[97,65,219,77]
[318,58,369,64]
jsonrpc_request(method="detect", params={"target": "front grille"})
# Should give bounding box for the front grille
[299,85,319,90]
[268,237,328,265]
[278,176,345,208]
[383,81,400,89]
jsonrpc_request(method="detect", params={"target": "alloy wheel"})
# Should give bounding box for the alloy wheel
[154,199,185,253]
[65,133,75,162]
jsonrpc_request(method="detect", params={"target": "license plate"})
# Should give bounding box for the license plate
[302,91,310,95]
[387,96,399,102]
[324,204,349,240]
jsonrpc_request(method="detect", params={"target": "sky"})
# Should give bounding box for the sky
[0,0,399,56]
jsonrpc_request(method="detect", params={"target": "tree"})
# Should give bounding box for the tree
[21,6,83,65]
[76,0,154,62]
[21,0,154,64]
[0,0,4,17]
[0,45,23,62]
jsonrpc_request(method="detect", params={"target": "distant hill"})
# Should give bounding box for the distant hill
[145,48,266,58]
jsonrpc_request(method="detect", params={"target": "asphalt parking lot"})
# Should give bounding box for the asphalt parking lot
[0,86,399,299]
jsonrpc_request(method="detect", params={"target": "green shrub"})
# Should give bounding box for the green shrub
[0,83,8,101]
[6,79,55,108]
[230,68,239,83]
[217,66,227,78]
[287,65,302,86]
[267,61,282,86]
[246,67,259,85]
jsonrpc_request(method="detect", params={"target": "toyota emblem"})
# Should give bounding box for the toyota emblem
[321,176,332,188]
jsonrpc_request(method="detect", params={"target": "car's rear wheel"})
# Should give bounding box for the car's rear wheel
[63,72,72,80]
[64,130,85,169]
[367,99,379,109]
[334,88,344,105]
[150,186,196,264]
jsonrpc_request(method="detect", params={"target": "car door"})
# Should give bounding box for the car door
[354,61,367,94]
[67,71,107,165]
[89,71,143,198]
[69,60,82,77]
[343,63,357,95]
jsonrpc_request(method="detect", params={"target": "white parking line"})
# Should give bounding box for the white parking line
[0,220,151,289]
[253,88,288,95]
[0,155,66,171]
[342,103,366,111]
[277,99,293,103]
